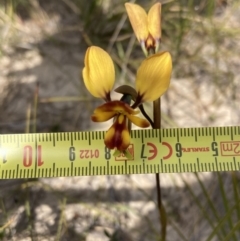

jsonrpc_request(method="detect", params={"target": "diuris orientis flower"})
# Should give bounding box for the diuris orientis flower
[125,2,161,56]
[82,46,172,152]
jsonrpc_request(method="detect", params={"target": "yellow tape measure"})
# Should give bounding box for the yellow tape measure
[0,126,239,179]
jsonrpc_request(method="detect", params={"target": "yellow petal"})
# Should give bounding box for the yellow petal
[125,3,148,42]
[104,115,130,151]
[127,114,150,128]
[147,3,161,40]
[94,100,139,115]
[91,111,116,122]
[82,46,115,99]
[135,51,172,102]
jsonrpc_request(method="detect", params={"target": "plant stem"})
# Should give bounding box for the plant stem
[139,104,154,127]
[153,99,161,128]
[32,83,39,133]
[153,98,167,241]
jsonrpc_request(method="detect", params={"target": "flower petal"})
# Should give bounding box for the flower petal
[135,51,172,102]
[125,3,149,42]
[91,111,116,122]
[126,114,150,128]
[82,46,115,99]
[104,115,130,151]
[147,3,161,40]
[94,100,139,115]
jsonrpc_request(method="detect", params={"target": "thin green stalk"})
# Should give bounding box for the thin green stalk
[194,173,227,237]
[25,182,35,241]
[55,198,67,241]
[206,201,240,241]
[231,172,240,221]
[168,219,188,241]
[25,104,31,134]
[32,83,39,133]
[182,177,224,241]
[0,199,13,240]
[223,220,240,241]
[153,97,167,241]
[175,4,185,59]
[40,96,90,103]
[139,104,154,127]
[5,0,13,19]
[217,172,237,241]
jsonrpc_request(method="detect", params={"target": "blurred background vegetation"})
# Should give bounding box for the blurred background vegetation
[1,0,240,240]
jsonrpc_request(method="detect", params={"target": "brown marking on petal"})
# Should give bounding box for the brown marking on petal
[94,100,139,115]
[104,91,111,102]
[104,115,130,151]
[145,34,158,55]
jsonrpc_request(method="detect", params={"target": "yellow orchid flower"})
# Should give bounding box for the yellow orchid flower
[82,46,172,151]
[92,100,149,151]
[125,2,161,55]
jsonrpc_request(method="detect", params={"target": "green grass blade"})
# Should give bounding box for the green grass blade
[231,172,240,220]
[169,219,188,241]
[206,201,240,241]
[224,220,240,241]
[182,176,224,241]
[217,172,238,241]
[55,197,67,241]
[194,173,227,237]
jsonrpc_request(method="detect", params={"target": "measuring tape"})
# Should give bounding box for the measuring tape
[0,126,239,179]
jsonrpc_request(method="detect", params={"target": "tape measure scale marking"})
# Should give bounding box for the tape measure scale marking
[0,126,240,179]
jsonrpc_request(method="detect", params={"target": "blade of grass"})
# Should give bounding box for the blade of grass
[182,176,224,241]
[25,104,31,134]
[0,218,14,233]
[25,182,35,241]
[224,220,240,241]
[174,4,186,59]
[117,34,136,83]
[32,82,39,133]
[55,197,67,241]
[206,200,240,241]
[231,172,240,220]
[40,96,91,103]
[168,219,188,241]
[217,172,238,241]
[5,0,13,19]
[194,173,227,237]
[107,7,128,53]
[0,199,14,240]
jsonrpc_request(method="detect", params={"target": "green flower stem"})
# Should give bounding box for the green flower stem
[139,104,154,127]
[153,97,167,241]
